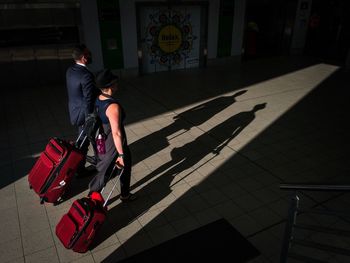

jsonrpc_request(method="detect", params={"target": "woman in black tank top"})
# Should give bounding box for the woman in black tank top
[88,69,136,202]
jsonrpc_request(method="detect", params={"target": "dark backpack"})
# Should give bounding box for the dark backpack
[75,112,103,165]
[77,96,116,165]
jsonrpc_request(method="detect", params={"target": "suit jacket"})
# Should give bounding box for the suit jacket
[66,64,98,126]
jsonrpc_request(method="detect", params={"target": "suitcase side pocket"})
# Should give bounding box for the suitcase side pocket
[46,138,66,161]
[28,152,55,193]
[56,214,79,249]
[56,200,90,250]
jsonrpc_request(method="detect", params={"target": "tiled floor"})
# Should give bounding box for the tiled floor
[1,56,350,263]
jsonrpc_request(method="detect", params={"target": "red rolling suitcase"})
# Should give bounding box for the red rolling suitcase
[56,196,106,253]
[28,131,87,204]
[55,168,122,253]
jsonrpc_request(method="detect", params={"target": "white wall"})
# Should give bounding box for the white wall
[80,0,104,72]
[231,0,246,56]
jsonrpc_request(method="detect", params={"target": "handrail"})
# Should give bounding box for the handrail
[280,184,350,192]
[280,182,350,262]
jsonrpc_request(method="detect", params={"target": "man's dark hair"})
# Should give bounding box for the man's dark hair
[72,44,87,61]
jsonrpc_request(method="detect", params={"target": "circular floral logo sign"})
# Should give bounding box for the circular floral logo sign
[144,9,197,66]
[158,25,182,53]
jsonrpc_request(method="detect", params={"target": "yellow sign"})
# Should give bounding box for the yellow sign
[158,25,182,53]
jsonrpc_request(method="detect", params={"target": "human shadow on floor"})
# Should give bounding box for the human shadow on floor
[129,90,247,167]
[129,103,267,192]
[93,103,267,256]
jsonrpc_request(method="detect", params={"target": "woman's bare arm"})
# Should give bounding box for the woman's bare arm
[106,103,124,167]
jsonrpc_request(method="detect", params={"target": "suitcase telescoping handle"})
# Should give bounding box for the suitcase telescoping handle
[75,129,88,149]
[101,167,123,208]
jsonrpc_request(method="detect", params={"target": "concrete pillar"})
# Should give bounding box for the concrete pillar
[119,0,138,69]
[80,0,104,72]
[290,0,312,55]
[207,0,220,59]
[231,0,246,57]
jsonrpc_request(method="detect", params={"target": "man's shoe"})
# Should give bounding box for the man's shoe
[120,193,137,203]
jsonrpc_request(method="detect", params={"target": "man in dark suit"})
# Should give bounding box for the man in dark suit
[66,44,99,176]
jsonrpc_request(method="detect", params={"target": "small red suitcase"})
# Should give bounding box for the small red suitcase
[28,137,85,204]
[56,196,106,253]
[55,168,122,253]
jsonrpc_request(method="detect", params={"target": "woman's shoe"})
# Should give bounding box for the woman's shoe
[120,193,137,202]
[89,192,104,203]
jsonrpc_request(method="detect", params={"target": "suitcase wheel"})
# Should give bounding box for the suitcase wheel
[29,184,32,189]
[54,197,63,206]
[40,197,47,204]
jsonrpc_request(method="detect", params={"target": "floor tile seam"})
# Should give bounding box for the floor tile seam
[43,201,62,263]
[235,86,312,103]
[90,233,120,263]
[153,201,191,232]
[180,190,223,216]
[139,180,211,223]
[125,80,176,114]
[22,244,57,258]
[2,255,24,263]
[119,227,154,260]
[13,181,26,261]
[225,142,285,184]
[0,234,21,247]
[141,214,195,246]
[135,210,176,238]
[131,160,164,192]
[246,218,286,240]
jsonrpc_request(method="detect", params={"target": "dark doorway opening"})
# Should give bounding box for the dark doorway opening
[304,0,350,64]
[243,0,298,59]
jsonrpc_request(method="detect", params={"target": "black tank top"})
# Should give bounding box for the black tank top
[95,95,125,123]
[95,94,127,142]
